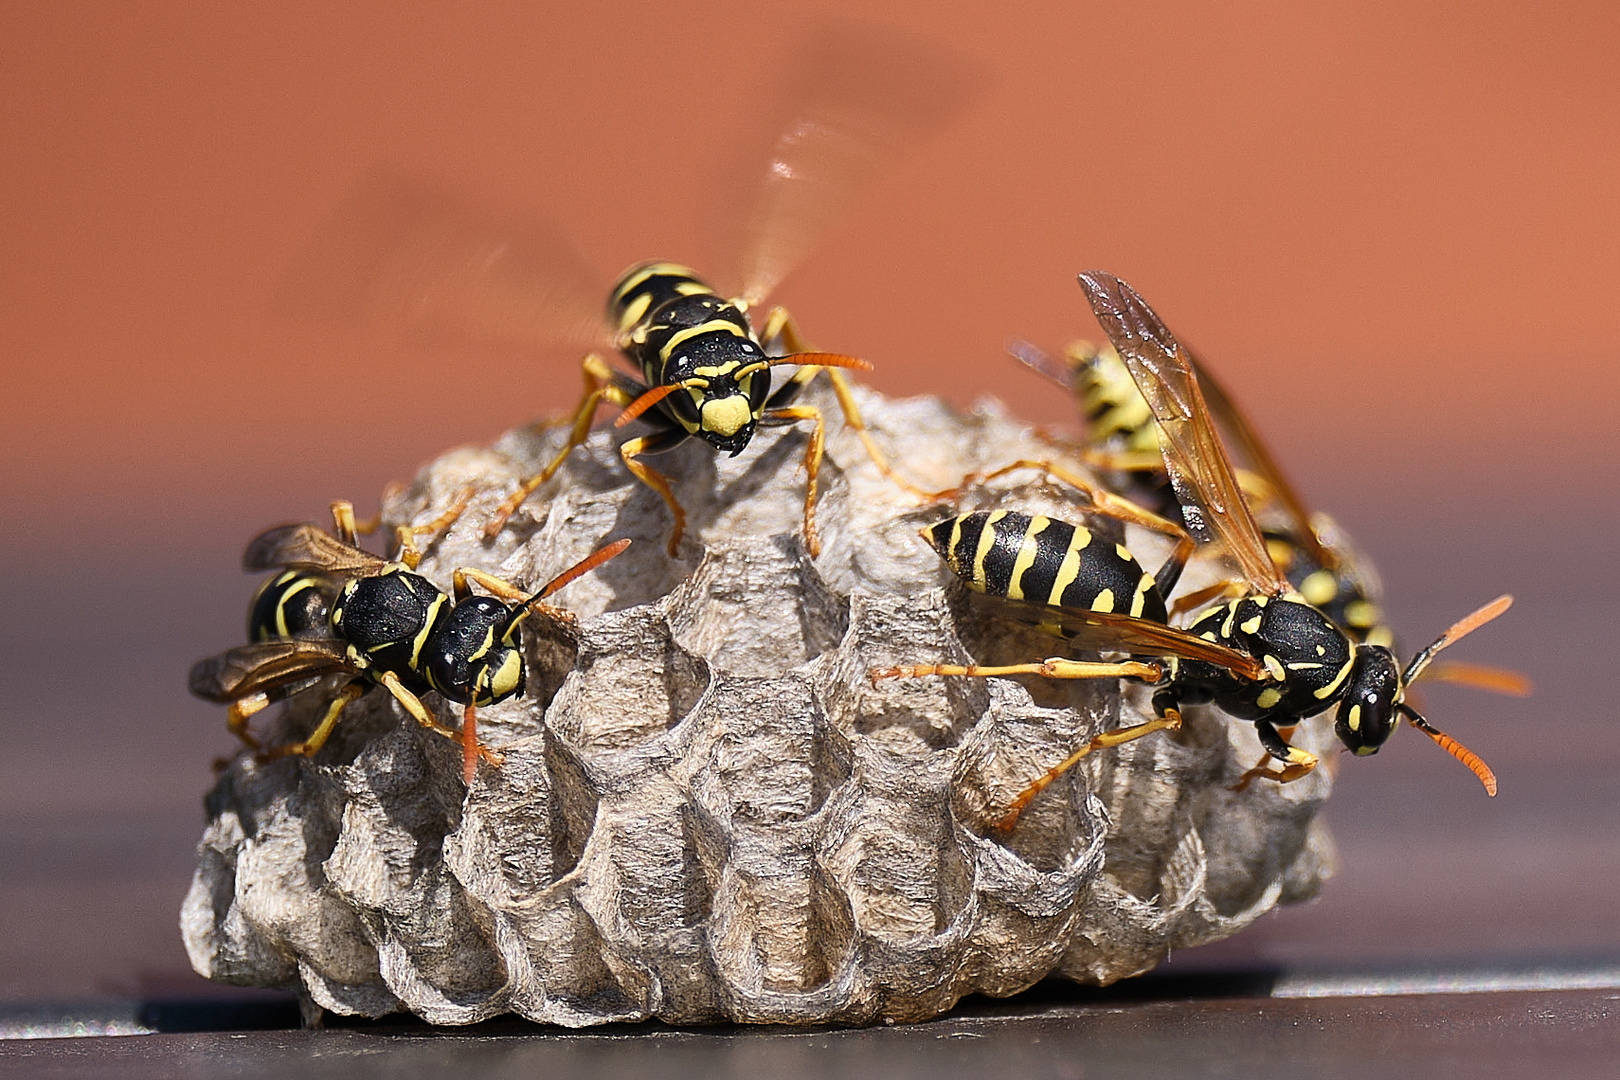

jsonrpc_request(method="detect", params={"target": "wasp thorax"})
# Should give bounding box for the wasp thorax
[423,595,527,707]
[331,568,449,676]
[1334,644,1403,755]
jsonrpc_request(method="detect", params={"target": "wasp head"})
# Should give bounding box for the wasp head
[1334,643,1403,755]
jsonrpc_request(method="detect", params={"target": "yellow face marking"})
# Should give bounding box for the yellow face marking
[1240,615,1263,635]
[700,394,754,438]
[692,361,740,379]
[660,320,749,362]
[1091,588,1116,614]
[1263,655,1286,681]
[1300,570,1337,607]
[1345,703,1362,732]
[971,511,1008,589]
[1005,518,1050,602]
[468,626,495,663]
[1256,687,1283,710]
[1314,655,1356,700]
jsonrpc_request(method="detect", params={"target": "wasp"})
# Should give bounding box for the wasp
[291,31,972,559]
[191,501,629,783]
[873,271,1515,829]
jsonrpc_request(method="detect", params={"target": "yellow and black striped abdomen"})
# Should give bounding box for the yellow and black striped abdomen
[923,511,1168,623]
[608,262,715,341]
[248,569,338,643]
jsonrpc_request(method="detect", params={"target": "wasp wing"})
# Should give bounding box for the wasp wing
[1076,271,1290,597]
[974,593,1267,681]
[242,523,388,574]
[281,169,610,356]
[1007,338,1081,391]
[733,24,984,310]
[188,639,352,702]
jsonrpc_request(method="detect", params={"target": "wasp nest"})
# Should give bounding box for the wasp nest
[182,378,1337,1026]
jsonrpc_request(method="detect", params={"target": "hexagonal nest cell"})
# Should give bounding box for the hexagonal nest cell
[182,379,1338,1027]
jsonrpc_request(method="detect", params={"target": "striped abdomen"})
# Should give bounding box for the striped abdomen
[923,511,1168,623]
[1075,346,1159,457]
[248,569,338,642]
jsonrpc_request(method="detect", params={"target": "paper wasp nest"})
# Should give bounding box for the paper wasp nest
[183,379,1337,1026]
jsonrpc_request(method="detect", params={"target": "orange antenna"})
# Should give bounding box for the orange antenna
[1398,703,1497,796]
[614,384,683,427]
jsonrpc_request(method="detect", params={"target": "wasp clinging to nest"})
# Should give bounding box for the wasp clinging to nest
[874,272,1517,830]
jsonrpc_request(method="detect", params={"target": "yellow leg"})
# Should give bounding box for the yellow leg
[484,354,636,540]
[871,658,1162,683]
[392,486,475,569]
[453,566,576,629]
[227,694,270,751]
[760,305,933,499]
[261,682,366,761]
[329,501,360,547]
[1230,722,1318,791]
[761,403,827,557]
[1168,578,1250,620]
[995,706,1186,832]
[620,431,690,557]
[377,671,505,768]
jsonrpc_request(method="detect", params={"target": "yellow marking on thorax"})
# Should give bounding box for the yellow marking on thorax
[1222,601,1242,637]
[1131,573,1153,617]
[1004,518,1050,601]
[1240,614,1263,634]
[661,320,749,361]
[1263,655,1286,681]
[1256,687,1283,710]
[409,594,447,669]
[1314,654,1356,700]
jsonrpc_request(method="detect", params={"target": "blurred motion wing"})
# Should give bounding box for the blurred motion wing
[734,24,986,310]
[281,169,609,354]
[1077,271,1290,596]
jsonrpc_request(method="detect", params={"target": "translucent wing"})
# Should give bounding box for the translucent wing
[734,24,984,310]
[1007,338,1080,391]
[1076,271,1290,596]
[242,523,387,574]
[281,169,609,354]
[1185,346,1335,569]
[188,639,352,702]
[978,593,1267,682]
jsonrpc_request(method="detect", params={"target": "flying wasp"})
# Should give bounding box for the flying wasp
[290,28,976,558]
[873,271,1515,829]
[191,501,629,783]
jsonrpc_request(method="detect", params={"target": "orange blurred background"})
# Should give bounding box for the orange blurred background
[2,0,1618,1003]
[6,0,1619,550]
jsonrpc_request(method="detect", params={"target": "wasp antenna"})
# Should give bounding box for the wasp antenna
[769,351,874,371]
[1404,594,1514,683]
[614,384,683,428]
[1399,703,1497,796]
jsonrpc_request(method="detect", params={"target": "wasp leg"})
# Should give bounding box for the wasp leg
[1231,719,1318,791]
[375,671,504,768]
[1083,448,1169,473]
[454,566,577,630]
[391,487,475,570]
[619,427,694,558]
[330,501,361,547]
[758,403,829,557]
[484,354,643,540]
[259,681,368,762]
[995,696,1186,832]
[1168,578,1251,620]
[226,693,270,751]
[759,305,934,499]
[871,658,1162,683]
